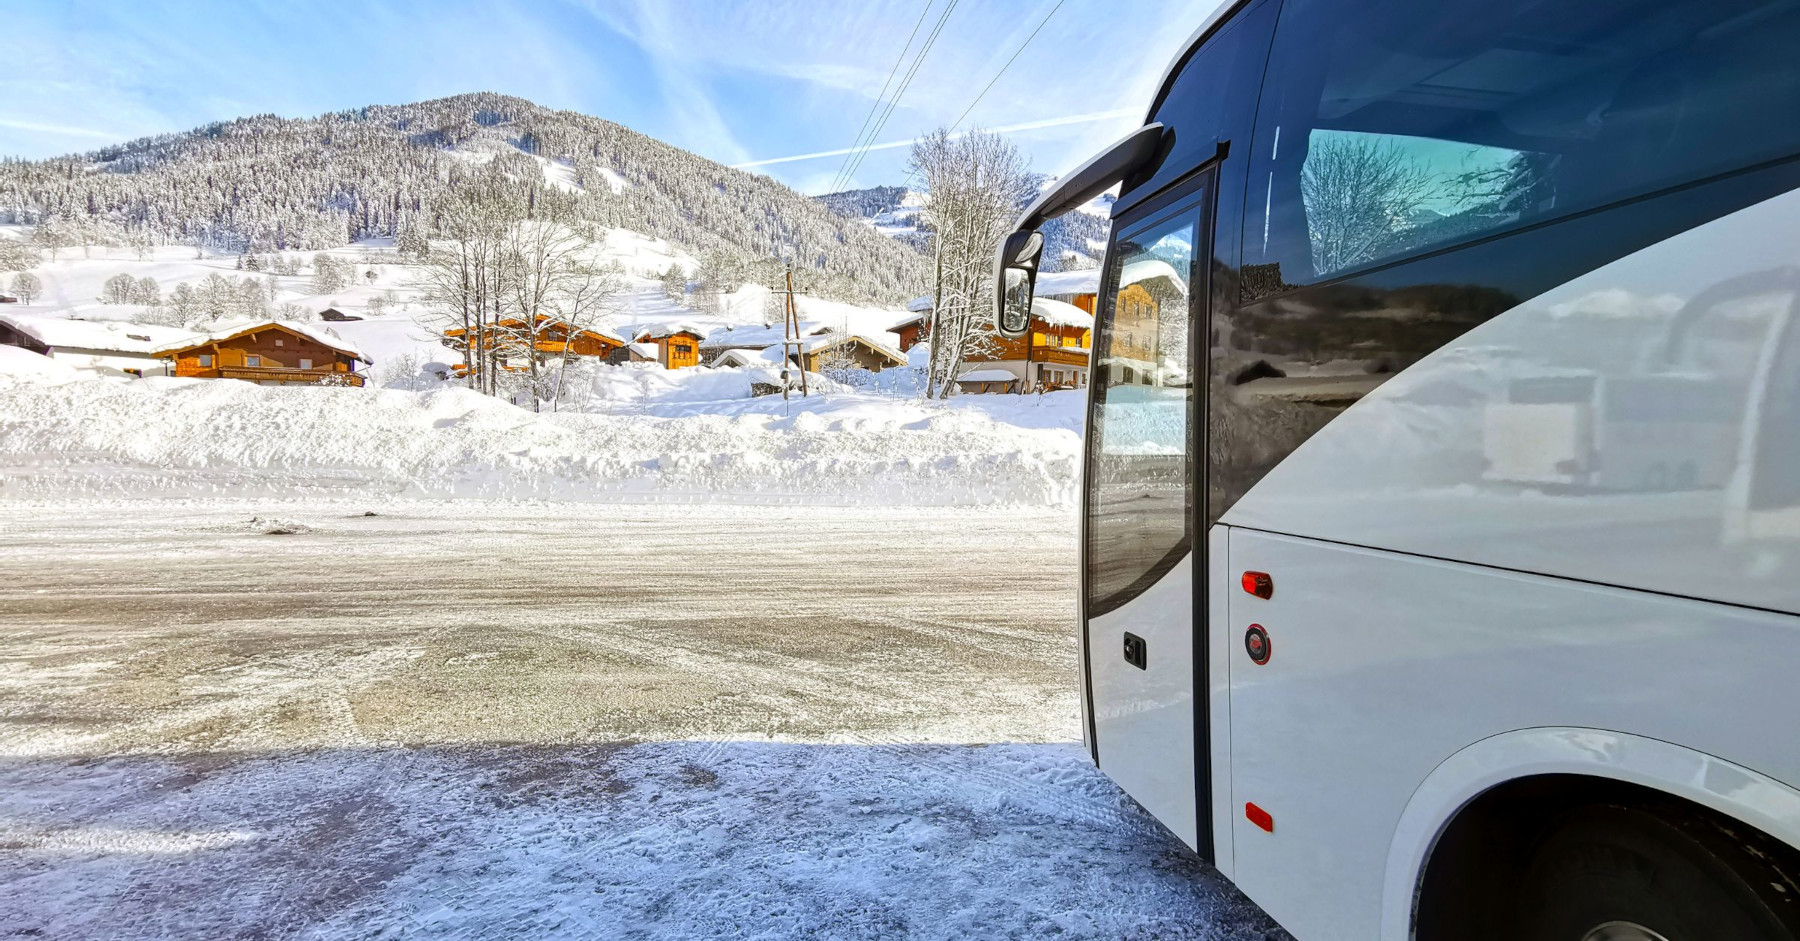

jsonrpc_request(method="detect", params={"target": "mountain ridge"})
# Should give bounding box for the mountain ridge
[0,92,926,305]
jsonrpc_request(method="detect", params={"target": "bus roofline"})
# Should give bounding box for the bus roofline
[1144,0,1258,122]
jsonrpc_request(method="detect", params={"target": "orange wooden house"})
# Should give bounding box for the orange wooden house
[955,298,1095,393]
[160,320,370,386]
[443,316,625,373]
[630,322,708,369]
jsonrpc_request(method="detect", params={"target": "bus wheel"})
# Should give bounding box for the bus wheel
[1516,805,1800,941]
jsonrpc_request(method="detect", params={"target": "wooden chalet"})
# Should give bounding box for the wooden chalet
[1034,268,1103,317]
[892,298,933,352]
[442,316,625,373]
[630,322,708,369]
[791,332,907,373]
[160,320,370,386]
[956,298,1095,393]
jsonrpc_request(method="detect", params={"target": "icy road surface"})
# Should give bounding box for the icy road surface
[0,501,1287,939]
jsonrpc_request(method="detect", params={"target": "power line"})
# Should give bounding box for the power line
[899,0,1067,193]
[949,0,1065,132]
[841,0,960,188]
[824,0,935,197]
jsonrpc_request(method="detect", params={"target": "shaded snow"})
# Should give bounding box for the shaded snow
[0,743,1282,940]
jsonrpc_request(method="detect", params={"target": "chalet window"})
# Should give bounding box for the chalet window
[246,355,260,367]
[299,358,313,369]
[199,354,213,367]
[274,339,284,347]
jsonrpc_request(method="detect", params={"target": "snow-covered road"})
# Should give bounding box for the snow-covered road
[0,501,1287,939]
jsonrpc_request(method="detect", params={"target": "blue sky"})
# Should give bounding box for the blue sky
[2,0,1222,194]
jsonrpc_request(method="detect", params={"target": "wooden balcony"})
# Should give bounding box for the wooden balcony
[1028,344,1090,367]
[202,365,365,387]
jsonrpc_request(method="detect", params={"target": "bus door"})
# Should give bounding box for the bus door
[1083,173,1212,854]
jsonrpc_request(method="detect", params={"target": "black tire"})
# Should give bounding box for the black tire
[1516,805,1800,941]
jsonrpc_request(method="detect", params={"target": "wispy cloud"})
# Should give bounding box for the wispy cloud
[732,109,1137,169]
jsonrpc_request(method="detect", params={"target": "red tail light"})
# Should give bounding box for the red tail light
[1241,571,1272,599]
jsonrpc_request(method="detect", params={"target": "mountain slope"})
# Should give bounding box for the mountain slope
[816,183,1111,273]
[0,93,926,304]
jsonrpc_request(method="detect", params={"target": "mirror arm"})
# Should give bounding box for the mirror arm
[1013,122,1165,232]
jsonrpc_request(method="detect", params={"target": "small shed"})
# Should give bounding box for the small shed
[318,307,362,322]
[955,368,1021,395]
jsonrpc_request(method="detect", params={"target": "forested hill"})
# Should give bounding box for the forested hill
[816,182,1110,274]
[0,92,927,304]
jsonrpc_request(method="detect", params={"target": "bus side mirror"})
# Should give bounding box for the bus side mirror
[994,230,1044,339]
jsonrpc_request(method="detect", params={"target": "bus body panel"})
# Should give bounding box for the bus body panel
[1220,186,1800,618]
[1223,526,1800,941]
[1379,727,1800,941]
[1089,557,1200,850]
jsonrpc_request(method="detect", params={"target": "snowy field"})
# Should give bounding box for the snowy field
[0,501,1287,939]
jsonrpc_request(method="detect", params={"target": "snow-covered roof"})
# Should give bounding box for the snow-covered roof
[891,310,927,330]
[956,368,1018,384]
[906,296,933,313]
[698,320,828,350]
[712,347,785,368]
[177,319,371,364]
[1121,259,1188,294]
[0,313,199,355]
[1032,297,1094,330]
[628,342,659,359]
[631,320,710,341]
[1034,267,1103,297]
[795,331,906,365]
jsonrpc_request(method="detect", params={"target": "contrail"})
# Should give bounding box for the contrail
[0,118,121,141]
[731,109,1136,169]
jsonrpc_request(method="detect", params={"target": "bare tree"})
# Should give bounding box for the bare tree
[417,182,517,396]
[1300,134,1443,274]
[9,273,42,304]
[908,128,1037,398]
[101,273,135,305]
[130,276,161,306]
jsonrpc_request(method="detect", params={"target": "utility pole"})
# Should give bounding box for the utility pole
[777,264,808,399]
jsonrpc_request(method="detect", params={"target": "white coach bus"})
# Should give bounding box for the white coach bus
[992,1,1800,938]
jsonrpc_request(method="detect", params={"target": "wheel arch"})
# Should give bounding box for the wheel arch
[1380,727,1800,941]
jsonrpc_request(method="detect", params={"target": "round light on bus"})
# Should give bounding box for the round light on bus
[1245,624,1272,665]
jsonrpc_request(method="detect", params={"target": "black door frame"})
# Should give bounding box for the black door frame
[1078,162,1220,861]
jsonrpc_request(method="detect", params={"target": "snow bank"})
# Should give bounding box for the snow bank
[0,347,83,383]
[0,376,1080,505]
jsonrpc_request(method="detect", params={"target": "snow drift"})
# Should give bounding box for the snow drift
[0,375,1080,505]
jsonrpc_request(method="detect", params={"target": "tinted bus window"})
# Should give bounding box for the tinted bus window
[1087,199,1203,615]
[1242,0,1800,297]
